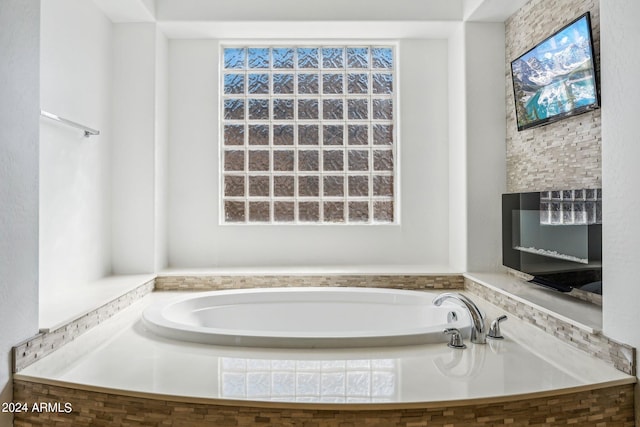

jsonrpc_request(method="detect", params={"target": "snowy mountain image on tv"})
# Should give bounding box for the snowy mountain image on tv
[511,14,598,130]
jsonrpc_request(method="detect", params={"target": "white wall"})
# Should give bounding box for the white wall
[448,24,468,271]
[112,23,158,274]
[155,28,169,271]
[464,22,506,272]
[448,22,506,273]
[39,0,113,298]
[600,0,640,423]
[0,1,40,425]
[112,23,169,274]
[168,39,451,268]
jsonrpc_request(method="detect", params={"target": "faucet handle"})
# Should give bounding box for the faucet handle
[487,315,507,339]
[443,328,466,349]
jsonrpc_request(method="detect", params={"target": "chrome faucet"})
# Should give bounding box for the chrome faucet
[433,293,486,344]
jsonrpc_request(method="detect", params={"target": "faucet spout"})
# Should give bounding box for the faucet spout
[433,292,486,344]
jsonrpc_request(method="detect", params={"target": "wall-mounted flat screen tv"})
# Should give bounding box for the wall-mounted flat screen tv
[510,12,599,131]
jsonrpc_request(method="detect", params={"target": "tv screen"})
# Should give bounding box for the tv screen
[510,13,599,131]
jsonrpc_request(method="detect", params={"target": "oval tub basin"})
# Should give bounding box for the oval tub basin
[142,287,472,348]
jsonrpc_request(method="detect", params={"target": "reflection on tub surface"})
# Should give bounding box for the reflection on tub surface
[220,357,397,403]
[433,345,486,379]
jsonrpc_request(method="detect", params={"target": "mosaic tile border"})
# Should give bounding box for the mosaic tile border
[12,280,154,373]
[154,274,465,291]
[465,277,635,376]
[13,380,634,426]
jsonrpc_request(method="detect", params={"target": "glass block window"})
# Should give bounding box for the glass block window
[221,45,396,224]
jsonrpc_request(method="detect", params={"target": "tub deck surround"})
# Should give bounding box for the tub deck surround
[11,273,636,425]
[39,274,156,332]
[14,271,462,375]
[15,272,635,377]
[464,272,602,332]
[14,292,634,406]
[464,272,636,376]
[13,277,155,373]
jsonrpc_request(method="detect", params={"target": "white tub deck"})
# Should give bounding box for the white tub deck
[15,290,634,407]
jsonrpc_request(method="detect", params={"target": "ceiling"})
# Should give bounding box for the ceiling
[91,0,529,38]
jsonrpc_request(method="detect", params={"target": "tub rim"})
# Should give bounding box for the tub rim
[142,286,472,347]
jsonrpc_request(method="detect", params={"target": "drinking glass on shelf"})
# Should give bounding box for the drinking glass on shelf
[573,201,586,224]
[562,202,574,224]
[540,202,550,224]
[551,202,561,224]
[586,201,596,224]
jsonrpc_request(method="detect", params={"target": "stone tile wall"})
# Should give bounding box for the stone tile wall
[155,274,465,291]
[12,280,154,373]
[465,277,635,376]
[13,380,635,426]
[506,0,601,192]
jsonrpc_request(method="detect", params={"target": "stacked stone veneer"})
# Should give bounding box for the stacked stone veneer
[12,280,154,373]
[155,274,464,291]
[465,277,636,376]
[13,380,635,427]
[506,0,601,192]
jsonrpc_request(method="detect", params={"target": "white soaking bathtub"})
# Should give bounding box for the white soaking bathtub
[142,287,472,348]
